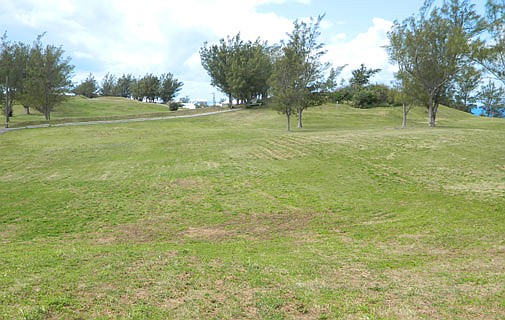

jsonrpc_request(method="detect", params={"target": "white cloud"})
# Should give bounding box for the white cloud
[325,18,395,84]
[1,0,400,100]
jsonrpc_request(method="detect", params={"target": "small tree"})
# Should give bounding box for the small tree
[450,65,482,112]
[269,45,302,131]
[100,72,117,96]
[479,80,505,117]
[73,73,98,98]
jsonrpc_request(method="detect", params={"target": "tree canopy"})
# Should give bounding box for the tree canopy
[200,33,272,105]
[387,0,483,127]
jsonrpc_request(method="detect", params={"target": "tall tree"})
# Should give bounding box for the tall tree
[200,37,234,105]
[24,35,74,120]
[159,73,183,103]
[387,0,482,127]
[270,15,331,129]
[73,73,98,98]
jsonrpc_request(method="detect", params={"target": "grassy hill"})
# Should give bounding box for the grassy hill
[1,103,504,319]
[6,96,220,128]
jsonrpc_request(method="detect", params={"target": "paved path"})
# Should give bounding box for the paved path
[0,108,241,135]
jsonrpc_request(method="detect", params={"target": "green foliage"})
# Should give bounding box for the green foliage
[168,101,182,111]
[351,84,393,108]
[269,15,334,129]
[349,63,381,89]
[100,72,117,96]
[448,65,482,112]
[477,0,505,85]
[116,73,135,98]
[73,73,98,98]
[200,33,272,105]
[478,80,505,117]
[0,34,31,120]
[23,35,74,121]
[333,86,354,104]
[159,73,183,103]
[387,0,482,127]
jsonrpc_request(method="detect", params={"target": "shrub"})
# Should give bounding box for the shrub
[169,102,182,111]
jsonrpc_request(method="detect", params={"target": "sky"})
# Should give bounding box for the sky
[0,0,487,102]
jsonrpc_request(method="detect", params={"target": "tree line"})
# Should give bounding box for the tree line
[73,72,183,104]
[200,0,505,130]
[0,33,184,128]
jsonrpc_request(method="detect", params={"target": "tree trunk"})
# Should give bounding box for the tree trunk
[297,107,303,128]
[228,94,233,108]
[428,96,437,128]
[402,103,407,128]
[24,105,31,114]
[4,87,9,129]
[44,104,50,121]
[286,108,291,131]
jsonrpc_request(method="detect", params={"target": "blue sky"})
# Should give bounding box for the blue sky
[0,0,488,102]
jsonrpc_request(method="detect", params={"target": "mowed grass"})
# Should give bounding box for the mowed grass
[0,104,504,319]
[6,96,223,128]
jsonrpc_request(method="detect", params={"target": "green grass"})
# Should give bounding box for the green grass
[6,96,223,128]
[1,103,504,319]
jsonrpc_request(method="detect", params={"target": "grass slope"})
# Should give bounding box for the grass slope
[1,104,504,319]
[7,96,220,128]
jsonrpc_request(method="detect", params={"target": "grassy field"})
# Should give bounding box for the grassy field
[1,103,504,319]
[6,96,221,128]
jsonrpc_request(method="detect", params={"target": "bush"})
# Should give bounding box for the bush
[352,89,377,108]
[169,102,182,111]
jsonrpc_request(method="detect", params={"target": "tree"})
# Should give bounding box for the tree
[349,64,381,89]
[24,35,74,120]
[136,74,159,102]
[0,34,32,125]
[159,73,183,103]
[227,35,272,103]
[73,73,98,98]
[100,72,117,96]
[387,0,482,127]
[450,65,482,112]
[0,34,15,125]
[479,80,505,117]
[115,73,134,98]
[270,15,331,130]
[200,37,235,105]
[269,45,302,131]
[393,73,421,128]
[200,33,272,106]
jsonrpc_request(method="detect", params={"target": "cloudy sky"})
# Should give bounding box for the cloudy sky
[1,0,486,102]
